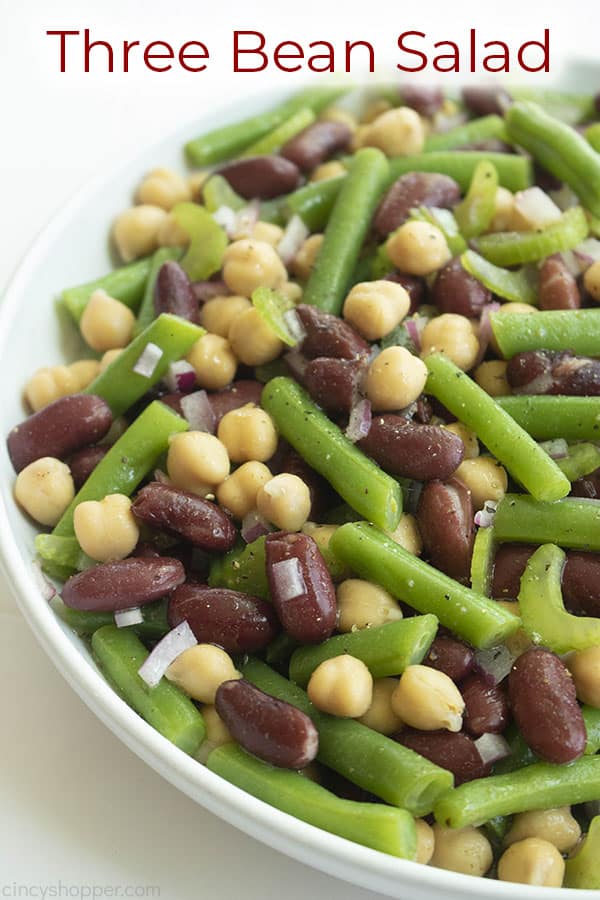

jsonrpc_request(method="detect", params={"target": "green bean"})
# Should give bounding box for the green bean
[184,87,347,165]
[284,176,345,230]
[303,148,389,314]
[330,523,518,649]
[586,123,600,153]
[557,443,600,482]
[496,395,600,441]
[472,206,589,266]
[508,88,597,126]
[506,101,600,217]
[265,632,300,672]
[51,596,169,640]
[289,615,438,686]
[469,526,496,597]
[242,658,453,815]
[424,115,508,152]
[242,108,315,156]
[261,378,402,531]
[495,707,600,776]
[208,536,270,600]
[134,247,184,337]
[85,313,204,418]
[387,151,532,193]
[490,308,600,358]
[62,257,152,323]
[454,160,498,239]
[207,743,417,859]
[460,250,538,305]
[91,625,205,755]
[584,706,600,756]
[434,756,600,829]
[482,816,511,856]
[565,815,600,889]
[36,534,93,574]
[425,353,570,502]
[53,400,188,538]
[494,494,600,551]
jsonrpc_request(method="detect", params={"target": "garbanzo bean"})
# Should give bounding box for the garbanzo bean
[505,807,581,853]
[488,186,516,233]
[474,360,511,397]
[421,313,480,371]
[307,654,373,718]
[431,825,493,877]
[309,161,347,182]
[247,221,284,246]
[25,360,101,412]
[256,473,311,531]
[415,819,435,865]
[222,239,287,296]
[567,646,600,708]
[292,234,324,281]
[584,260,600,303]
[166,643,240,703]
[186,333,237,390]
[444,421,479,459]
[113,204,167,262]
[228,307,284,366]
[319,107,357,132]
[137,167,191,210]
[365,346,428,411]
[391,664,465,732]
[453,457,508,511]
[336,578,403,632]
[386,221,451,276]
[157,211,190,248]
[80,290,136,352]
[14,457,74,527]
[343,280,410,341]
[73,493,139,562]
[386,513,422,556]
[200,295,251,337]
[498,837,565,887]
[216,461,272,519]
[357,677,403,735]
[217,404,278,463]
[99,349,124,372]
[362,107,426,157]
[278,281,303,304]
[167,431,230,496]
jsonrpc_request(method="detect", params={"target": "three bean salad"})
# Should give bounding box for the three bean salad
[9,82,600,888]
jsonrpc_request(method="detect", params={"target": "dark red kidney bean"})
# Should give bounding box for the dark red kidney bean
[154,261,199,323]
[265,532,337,644]
[507,350,600,396]
[296,304,370,361]
[384,272,427,314]
[7,394,113,474]
[276,448,337,521]
[216,679,318,769]
[131,482,237,552]
[374,172,461,237]
[132,540,210,581]
[491,544,536,600]
[432,257,492,318]
[538,256,581,310]
[509,647,586,764]
[62,557,185,611]
[399,85,444,117]
[417,478,474,583]
[303,357,367,413]
[207,380,264,424]
[359,416,464,481]
[572,468,600,500]
[461,674,510,737]
[216,155,301,200]
[534,162,563,193]
[462,86,512,115]
[132,540,163,558]
[192,280,229,303]
[281,121,352,173]
[169,584,279,653]
[424,634,475,682]
[68,445,108,489]
[394,729,491,785]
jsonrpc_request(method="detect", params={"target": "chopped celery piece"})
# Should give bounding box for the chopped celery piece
[461,250,538,304]
[252,287,299,346]
[242,108,315,157]
[202,175,245,212]
[172,202,227,280]
[409,206,467,255]
[472,207,589,267]
[455,161,498,239]
[470,527,496,597]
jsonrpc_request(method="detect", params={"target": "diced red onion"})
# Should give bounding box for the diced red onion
[138,620,197,688]
[345,398,372,443]
[557,250,582,277]
[283,309,307,344]
[276,214,310,266]
[31,559,57,601]
[240,510,272,544]
[154,469,171,485]
[539,438,569,460]
[474,302,501,368]
[270,557,307,602]
[574,238,600,268]
[474,500,499,529]
[132,342,163,378]
[405,315,429,353]
[474,732,511,766]
[474,644,516,686]
[431,109,467,134]
[180,390,216,433]
[114,607,144,628]
[284,349,308,380]
[212,205,238,238]
[233,199,261,239]
[164,360,197,393]
[513,187,562,231]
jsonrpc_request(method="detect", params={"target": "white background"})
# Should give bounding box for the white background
[0,1,597,898]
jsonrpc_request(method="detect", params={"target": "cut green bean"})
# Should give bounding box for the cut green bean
[62,257,152,323]
[490,308,600,358]
[284,176,345,231]
[472,206,589,266]
[261,378,401,531]
[303,148,389,314]
[134,247,184,337]
[329,523,518,649]
[586,122,600,153]
[387,151,532,193]
[508,88,597,126]
[289,615,438,686]
[242,658,453,815]
[470,526,496,597]
[424,115,508,152]
[208,537,270,600]
[461,250,538,305]
[425,353,570,502]
[85,313,204,418]
[495,706,600,776]
[53,400,188,538]
[584,706,600,756]
[91,625,205,755]
[557,442,600,482]
[565,815,600,889]
[36,534,93,574]
[454,161,498,239]
[51,596,169,640]
[265,632,300,672]
[496,395,600,441]
[242,108,315,157]
[494,494,600,551]
[434,756,600,829]
[207,743,417,859]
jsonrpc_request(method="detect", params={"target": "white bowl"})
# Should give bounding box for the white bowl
[0,88,597,900]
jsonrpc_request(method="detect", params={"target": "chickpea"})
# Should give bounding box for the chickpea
[505,807,581,853]
[200,295,251,338]
[195,704,233,763]
[350,124,371,153]
[187,170,210,200]
[80,290,135,352]
[256,473,311,532]
[498,837,565,887]
[343,280,410,341]
[584,260,600,303]
[186,333,237,390]
[362,107,426,157]
[567,646,600,708]
[25,359,101,412]
[14,457,74,527]
[247,221,284,246]
[365,346,428,412]
[309,161,347,183]
[307,655,373,718]
[166,643,240,703]
[430,825,493,877]
[319,107,357,132]
[361,98,393,124]
[357,677,403,735]
[69,359,102,386]
[302,523,349,580]
[489,186,515,233]
[474,360,511,397]
[157,212,189,248]
[278,281,303,304]
[386,221,451,276]
[222,239,287,297]
[420,313,480,371]
[113,204,167,262]
[336,579,403,632]
[291,234,324,281]
[229,307,284,366]
[444,421,479,459]
[73,493,139,562]
[167,431,230,496]
[217,404,278,463]
[454,457,508,511]
[137,167,191,210]
[391,664,465,732]
[415,819,435,865]
[386,513,422,556]
[216,461,272,519]
[99,349,123,372]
